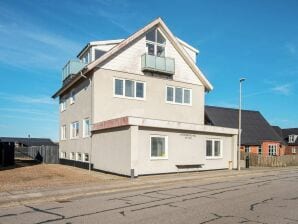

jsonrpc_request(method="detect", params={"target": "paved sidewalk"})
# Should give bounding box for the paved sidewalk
[0,167,297,208]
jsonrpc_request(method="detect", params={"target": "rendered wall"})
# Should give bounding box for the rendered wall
[59,78,92,158]
[135,127,237,175]
[91,127,132,176]
[93,69,205,125]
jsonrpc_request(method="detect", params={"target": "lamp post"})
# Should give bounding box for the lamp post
[238,78,246,171]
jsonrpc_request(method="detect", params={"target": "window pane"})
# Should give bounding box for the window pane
[183,89,190,104]
[84,153,89,162]
[115,79,123,96]
[146,29,155,42]
[157,46,165,57]
[136,82,144,98]
[151,137,166,157]
[84,119,90,137]
[167,87,174,102]
[94,49,106,60]
[206,140,212,157]
[214,141,221,156]
[157,30,166,44]
[125,80,135,97]
[175,87,183,103]
[146,43,155,55]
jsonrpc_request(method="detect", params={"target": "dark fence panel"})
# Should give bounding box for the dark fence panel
[0,142,15,166]
[17,146,59,164]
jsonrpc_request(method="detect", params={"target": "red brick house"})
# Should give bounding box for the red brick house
[272,127,297,155]
[205,106,285,156]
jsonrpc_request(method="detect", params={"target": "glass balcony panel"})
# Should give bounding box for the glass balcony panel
[146,54,156,69]
[156,56,165,71]
[62,60,86,81]
[141,54,174,75]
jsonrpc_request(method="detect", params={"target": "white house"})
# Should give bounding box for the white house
[53,18,238,177]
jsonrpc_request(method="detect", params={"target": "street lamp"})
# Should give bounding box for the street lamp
[238,78,246,171]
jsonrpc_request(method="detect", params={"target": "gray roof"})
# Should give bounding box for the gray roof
[0,137,57,147]
[205,106,283,145]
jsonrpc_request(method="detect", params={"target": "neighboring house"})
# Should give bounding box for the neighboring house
[52,18,238,177]
[272,127,298,155]
[205,106,285,156]
[0,137,57,148]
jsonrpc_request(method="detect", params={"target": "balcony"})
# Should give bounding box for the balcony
[62,59,86,81]
[141,54,175,75]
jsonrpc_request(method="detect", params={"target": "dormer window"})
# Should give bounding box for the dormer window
[289,135,297,143]
[146,28,166,57]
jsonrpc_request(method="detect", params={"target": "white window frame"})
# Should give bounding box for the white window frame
[60,99,66,112]
[113,77,146,100]
[60,151,66,159]
[206,139,223,159]
[76,152,82,161]
[150,135,168,160]
[60,125,66,140]
[268,144,277,156]
[165,86,192,106]
[83,118,91,138]
[70,121,79,139]
[289,135,297,143]
[292,147,296,154]
[245,145,250,153]
[83,153,89,162]
[145,28,166,57]
[70,89,75,105]
[70,152,75,160]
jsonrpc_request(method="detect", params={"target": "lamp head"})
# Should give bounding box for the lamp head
[240,78,246,82]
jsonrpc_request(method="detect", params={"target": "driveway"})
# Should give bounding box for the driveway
[0,167,297,224]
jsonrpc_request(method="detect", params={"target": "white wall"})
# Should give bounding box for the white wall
[92,127,132,176]
[136,127,236,175]
[93,69,205,125]
[101,28,202,85]
[59,78,92,159]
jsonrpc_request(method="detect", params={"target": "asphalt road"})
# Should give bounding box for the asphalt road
[0,168,298,224]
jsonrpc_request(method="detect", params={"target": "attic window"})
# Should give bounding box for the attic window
[289,135,297,143]
[146,28,166,57]
[95,49,106,60]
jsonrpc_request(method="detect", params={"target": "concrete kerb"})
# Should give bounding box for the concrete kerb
[0,167,297,208]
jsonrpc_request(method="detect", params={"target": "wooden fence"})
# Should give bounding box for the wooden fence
[241,152,298,167]
[15,146,59,164]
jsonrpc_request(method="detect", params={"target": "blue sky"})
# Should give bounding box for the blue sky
[0,0,297,141]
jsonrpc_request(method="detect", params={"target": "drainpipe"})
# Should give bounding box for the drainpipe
[80,72,93,174]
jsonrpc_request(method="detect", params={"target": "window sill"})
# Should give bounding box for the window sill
[166,101,192,107]
[150,157,168,161]
[70,137,79,140]
[82,136,91,139]
[206,156,223,160]
[113,95,145,101]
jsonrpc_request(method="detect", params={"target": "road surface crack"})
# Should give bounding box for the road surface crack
[250,198,274,211]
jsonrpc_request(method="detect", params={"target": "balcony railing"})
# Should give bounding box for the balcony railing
[141,54,175,75]
[62,60,86,81]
